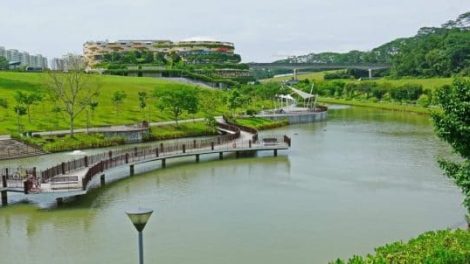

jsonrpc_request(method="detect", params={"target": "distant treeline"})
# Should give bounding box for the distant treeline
[295,79,433,107]
[277,12,470,78]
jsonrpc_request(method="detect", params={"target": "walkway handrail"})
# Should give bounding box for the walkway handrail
[222,116,259,142]
[41,121,242,184]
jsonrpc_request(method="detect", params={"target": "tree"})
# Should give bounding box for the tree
[227,89,250,114]
[47,55,100,136]
[85,100,98,132]
[14,105,27,133]
[111,90,127,116]
[138,91,148,120]
[155,86,199,126]
[431,79,470,216]
[14,91,43,123]
[0,56,8,70]
[200,92,221,131]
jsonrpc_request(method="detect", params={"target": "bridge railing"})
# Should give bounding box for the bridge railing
[41,122,242,184]
[81,135,290,191]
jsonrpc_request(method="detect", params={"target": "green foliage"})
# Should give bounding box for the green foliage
[227,89,250,113]
[21,133,125,152]
[111,90,127,115]
[14,91,43,123]
[332,229,470,264]
[431,79,470,212]
[155,86,199,125]
[0,98,8,109]
[146,122,216,141]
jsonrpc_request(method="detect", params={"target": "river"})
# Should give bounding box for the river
[0,106,465,263]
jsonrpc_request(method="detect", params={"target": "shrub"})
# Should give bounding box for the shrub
[331,229,470,264]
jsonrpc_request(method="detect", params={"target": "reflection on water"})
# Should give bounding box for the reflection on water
[0,106,465,264]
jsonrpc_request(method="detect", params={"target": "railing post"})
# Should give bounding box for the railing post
[61,162,65,175]
[108,151,112,159]
[84,156,89,167]
[249,140,252,148]
[32,167,37,178]
[2,174,7,188]
[1,190,7,206]
[23,181,29,194]
[82,178,86,191]
[160,143,164,153]
[125,153,129,164]
[155,148,159,157]
[182,144,186,154]
[193,140,196,149]
[134,147,138,156]
[100,174,106,187]
[196,154,200,163]
[130,165,135,176]
[217,137,221,145]
[211,142,214,150]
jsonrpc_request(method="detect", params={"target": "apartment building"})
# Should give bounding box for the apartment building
[83,39,236,67]
[0,45,48,69]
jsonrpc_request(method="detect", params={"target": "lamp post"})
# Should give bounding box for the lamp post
[126,208,153,264]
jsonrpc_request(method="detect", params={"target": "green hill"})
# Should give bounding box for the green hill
[276,12,470,77]
[0,72,227,135]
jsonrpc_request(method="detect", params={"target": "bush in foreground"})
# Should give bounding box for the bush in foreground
[331,229,470,264]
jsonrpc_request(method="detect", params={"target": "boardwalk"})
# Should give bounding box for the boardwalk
[1,121,291,206]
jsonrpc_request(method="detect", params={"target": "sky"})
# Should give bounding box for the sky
[1,0,469,62]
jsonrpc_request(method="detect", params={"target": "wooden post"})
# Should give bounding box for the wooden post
[160,143,164,153]
[217,137,221,144]
[182,144,186,154]
[84,156,89,167]
[2,174,7,188]
[125,153,129,164]
[134,147,138,156]
[155,148,159,157]
[61,162,65,175]
[162,159,166,168]
[130,165,135,176]
[249,140,252,148]
[1,190,7,206]
[32,167,37,178]
[100,174,105,187]
[108,151,112,159]
[211,142,214,150]
[219,152,223,160]
[236,151,240,158]
[56,197,64,207]
[274,149,278,157]
[82,178,87,191]
[193,140,196,148]
[23,181,29,194]
[196,154,200,163]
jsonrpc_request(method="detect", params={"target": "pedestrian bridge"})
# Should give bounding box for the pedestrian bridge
[1,121,291,207]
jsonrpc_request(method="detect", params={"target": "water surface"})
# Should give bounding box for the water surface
[0,106,465,263]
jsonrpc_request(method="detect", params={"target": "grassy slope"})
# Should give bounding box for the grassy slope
[235,117,289,130]
[0,72,226,134]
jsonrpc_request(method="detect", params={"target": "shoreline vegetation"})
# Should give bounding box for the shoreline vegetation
[14,118,286,154]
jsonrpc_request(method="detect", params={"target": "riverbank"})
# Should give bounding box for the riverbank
[319,97,431,114]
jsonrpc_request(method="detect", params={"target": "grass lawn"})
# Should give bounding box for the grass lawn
[261,70,333,83]
[0,71,227,135]
[235,117,289,130]
[148,121,217,140]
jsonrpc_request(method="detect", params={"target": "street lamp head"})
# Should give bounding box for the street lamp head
[126,208,153,232]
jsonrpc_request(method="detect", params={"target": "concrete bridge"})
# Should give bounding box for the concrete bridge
[247,62,391,79]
